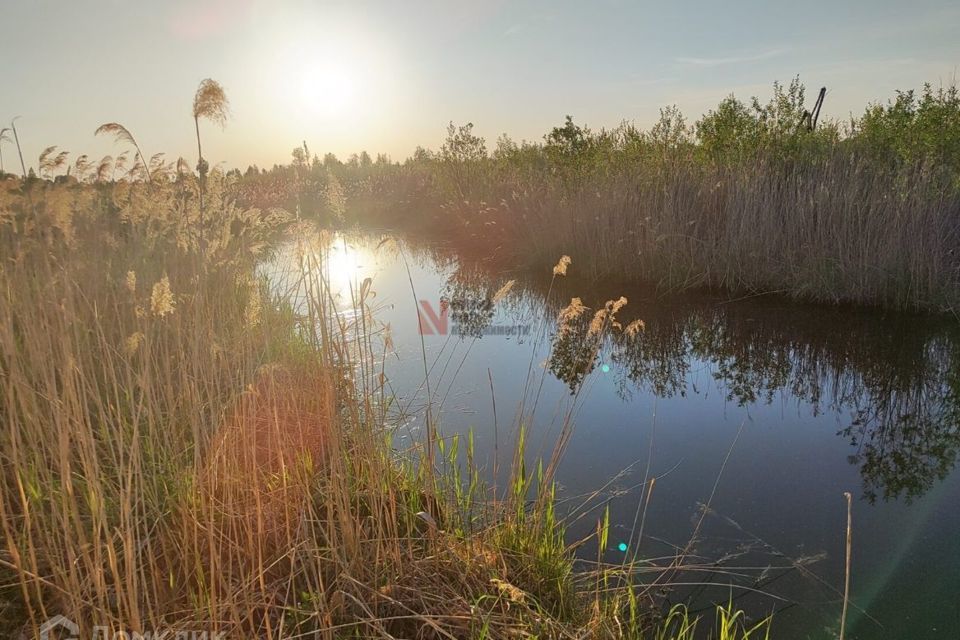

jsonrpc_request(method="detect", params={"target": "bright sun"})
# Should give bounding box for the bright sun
[323,235,368,300]
[297,64,357,117]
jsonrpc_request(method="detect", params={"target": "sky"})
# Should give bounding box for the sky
[2,0,959,172]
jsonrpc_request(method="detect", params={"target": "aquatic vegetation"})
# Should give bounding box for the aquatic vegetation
[264,79,960,312]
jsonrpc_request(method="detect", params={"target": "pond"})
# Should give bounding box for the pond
[265,230,960,639]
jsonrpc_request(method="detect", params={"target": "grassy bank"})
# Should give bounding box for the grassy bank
[241,79,960,312]
[0,173,775,637]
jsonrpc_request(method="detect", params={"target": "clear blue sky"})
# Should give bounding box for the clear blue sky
[2,0,958,171]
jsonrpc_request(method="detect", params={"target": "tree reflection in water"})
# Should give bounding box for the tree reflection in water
[436,251,960,505]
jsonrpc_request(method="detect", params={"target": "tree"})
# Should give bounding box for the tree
[648,105,690,151]
[854,83,960,170]
[412,146,433,163]
[545,115,588,157]
[695,95,758,159]
[439,122,487,198]
[695,78,820,160]
[441,122,486,163]
[292,145,308,168]
[493,133,518,160]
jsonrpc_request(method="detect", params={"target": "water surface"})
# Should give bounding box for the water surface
[267,231,960,639]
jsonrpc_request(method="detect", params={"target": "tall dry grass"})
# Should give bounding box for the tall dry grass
[337,147,960,312]
[0,173,777,638]
[493,152,960,310]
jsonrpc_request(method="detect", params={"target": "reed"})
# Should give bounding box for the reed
[287,80,960,312]
[192,78,230,249]
[840,492,853,640]
[95,123,152,182]
[0,127,11,174]
[0,73,791,637]
[9,117,28,179]
[0,171,774,638]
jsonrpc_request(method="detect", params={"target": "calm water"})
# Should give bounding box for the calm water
[267,231,960,639]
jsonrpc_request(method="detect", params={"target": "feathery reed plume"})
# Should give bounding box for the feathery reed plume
[492,279,515,303]
[192,78,230,250]
[244,288,262,327]
[95,122,151,181]
[587,296,627,337]
[624,318,645,337]
[37,145,56,167]
[149,152,166,173]
[553,255,572,276]
[73,154,91,181]
[126,156,147,181]
[10,117,27,178]
[193,78,230,127]
[0,127,10,174]
[95,155,113,183]
[38,146,70,178]
[557,297,587,338]
[113,151,129,181]
[150,276,175,317]
[124,331,145,356]
[176,156,190,177]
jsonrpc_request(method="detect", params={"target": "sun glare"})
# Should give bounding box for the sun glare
[323,236,368,301]
[255,25,402,149]
[298,64,356,117]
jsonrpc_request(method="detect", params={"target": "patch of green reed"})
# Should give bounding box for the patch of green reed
[264,78,960,312]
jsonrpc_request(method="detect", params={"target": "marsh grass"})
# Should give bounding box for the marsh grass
[487,152,960,311]
[1,127,14,175]
[0,172,775,638]
[193,78,231,247]
[280,80,960,312]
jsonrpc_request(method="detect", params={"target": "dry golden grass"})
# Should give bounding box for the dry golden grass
[474,153,960,311]
[0,177,574,639]
[0,168,777,639]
